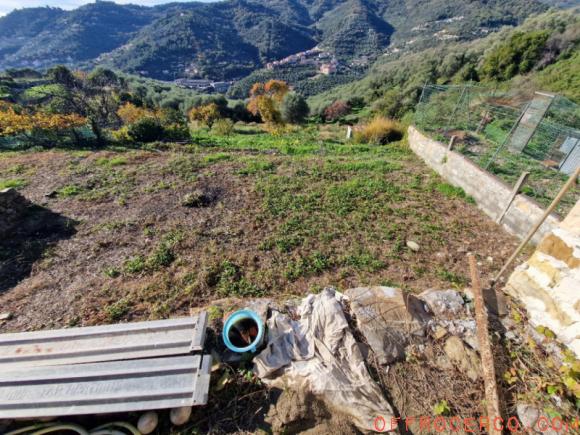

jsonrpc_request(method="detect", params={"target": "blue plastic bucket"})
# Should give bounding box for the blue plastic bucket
[222,309,265,353]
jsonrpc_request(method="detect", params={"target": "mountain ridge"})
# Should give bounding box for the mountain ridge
[0,0,557,80]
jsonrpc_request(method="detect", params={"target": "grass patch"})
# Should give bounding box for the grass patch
[436,267,468,286]
[0,178,27,190]
[285,251,331,281]
[238,160,276,175]
[206,260,264,297]
[340,249,385,272]
[203,153,231,164]
[57,184,84,197]
[123,255,146,274]
[104,297,131,322]
[96,156,128,167]
[123,230,183,275]
[435,183,476,204]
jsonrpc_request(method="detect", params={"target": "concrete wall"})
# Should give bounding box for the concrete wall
[506,201,580,357]
[408,126,560,243]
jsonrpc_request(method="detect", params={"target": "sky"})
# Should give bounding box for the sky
[0,0,215,16]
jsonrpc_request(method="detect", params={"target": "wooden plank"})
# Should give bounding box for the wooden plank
[0,355,212,419]
[0,313,208,370]
[468,254,502,435]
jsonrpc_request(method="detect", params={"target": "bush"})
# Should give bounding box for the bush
[481,30,550,81]
[355,116,404,145]
[212,118,235,136]
[127,117,164,143]
[324,100,351,122]
[281,92,309,124]
[111,126,131,143]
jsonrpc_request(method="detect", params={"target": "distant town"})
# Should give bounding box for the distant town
[173,79,234,93]
[265,47,340,75]
[171,47,370,93]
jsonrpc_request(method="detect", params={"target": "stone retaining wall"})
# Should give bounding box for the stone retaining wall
[408,126,560,243]
[506,201,580,357]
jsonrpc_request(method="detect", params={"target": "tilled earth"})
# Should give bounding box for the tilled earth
[0,140,519,333]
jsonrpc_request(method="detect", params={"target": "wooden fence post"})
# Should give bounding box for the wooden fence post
[496,171,529,224]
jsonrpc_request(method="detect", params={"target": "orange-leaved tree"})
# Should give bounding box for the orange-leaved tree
[188,103,221,129]
[117,102,156,125]
[247,80,289,125]
[0,103,86,137]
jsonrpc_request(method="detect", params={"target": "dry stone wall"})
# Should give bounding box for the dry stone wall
[505,201,580,357]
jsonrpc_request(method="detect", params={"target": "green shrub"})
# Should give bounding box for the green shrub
[481,31,550,81]
[127,117,164,143]
[212,118,235,136]
[281,92,309,124]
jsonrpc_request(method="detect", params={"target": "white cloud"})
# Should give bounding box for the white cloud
[0,1,216,16]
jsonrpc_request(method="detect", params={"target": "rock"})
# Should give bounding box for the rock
[443,336,480,381]
[170,406,192,426]
[419,289,465,319]
[516,403,559,435]
[345,286,430,365]
[432,325,447,340]
[406,240,420,252]
[516,403,539,429]
[505,331,517,341]
[138,411,159,434]
[0,312,12,321]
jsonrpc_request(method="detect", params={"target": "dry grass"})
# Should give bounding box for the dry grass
[355,116,404,145]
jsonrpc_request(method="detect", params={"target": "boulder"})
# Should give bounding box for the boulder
[443,336,480,381]
[345,286,431,365]
[419,289,466,319]
[516,403,559,435]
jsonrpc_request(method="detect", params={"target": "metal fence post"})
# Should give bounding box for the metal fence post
[444,85,467,134]
[496,171,530,224]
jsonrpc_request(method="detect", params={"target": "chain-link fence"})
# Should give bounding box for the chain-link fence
[414,84,580,217]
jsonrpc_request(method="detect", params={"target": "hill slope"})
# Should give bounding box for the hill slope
[0,0,552,80]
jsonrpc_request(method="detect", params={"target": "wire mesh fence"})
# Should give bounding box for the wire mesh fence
[414,84,580,217]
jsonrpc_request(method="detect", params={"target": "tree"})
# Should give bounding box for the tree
[281,92,309,124]
[247,80,289,125]
[188,103,221,128]
[481,31,550,81]
[127,117,164,143]
[0,103,86,137]
[324,100,351,121]
[43,65,126,145]
[255,95,282,124]
[117,102,153,125]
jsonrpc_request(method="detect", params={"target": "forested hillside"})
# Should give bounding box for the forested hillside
[0,0,551,80]
[308,8,580,116]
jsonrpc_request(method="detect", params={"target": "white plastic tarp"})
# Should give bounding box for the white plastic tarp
[253,288,395,432]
